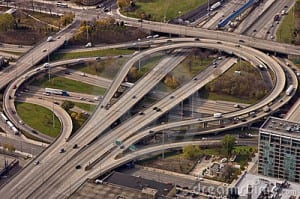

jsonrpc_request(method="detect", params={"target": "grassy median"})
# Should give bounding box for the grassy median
[15,102,61,138]
[52,49,134,61]
[31,76,106,95]
[276,8,296,43]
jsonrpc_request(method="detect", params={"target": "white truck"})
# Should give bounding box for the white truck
[213,113,222,118]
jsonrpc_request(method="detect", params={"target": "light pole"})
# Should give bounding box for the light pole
[138,38,141,71]
[48,42,51,81]
[52,97,55,128]
[192,93,194,118]
[161,122,165,159]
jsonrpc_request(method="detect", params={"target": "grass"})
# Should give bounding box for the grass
[15,102,61,138]
[52,49,134,61]
[199,89,258,104]
[73,102,96,112]
[124,0,207,22]
[276,9,296,43]
[0,50,23,56]
[200,60,265,104]
[31,75,106,95]
[173,55,214,83]
[74,58,127,79]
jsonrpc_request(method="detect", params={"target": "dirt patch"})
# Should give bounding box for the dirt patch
[138,152,197,174]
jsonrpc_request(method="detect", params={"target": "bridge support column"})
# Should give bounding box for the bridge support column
[203,122,207,128]
[219,119,224,125]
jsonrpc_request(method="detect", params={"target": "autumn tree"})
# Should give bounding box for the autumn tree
[0,14,16,31]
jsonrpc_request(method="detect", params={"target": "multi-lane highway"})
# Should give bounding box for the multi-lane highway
[0,37,294,198]
[0,2,299,198]
[116,10,300,56]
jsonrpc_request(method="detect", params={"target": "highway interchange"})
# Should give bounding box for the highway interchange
[0,0,299,198]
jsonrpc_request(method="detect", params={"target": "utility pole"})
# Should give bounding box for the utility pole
[138,38,141,71]
[161,122,165,159]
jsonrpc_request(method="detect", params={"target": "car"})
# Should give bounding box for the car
[79,97,85,100]
[266,31,270,34]
[54,102,59,105]
[42,49,47,52]
[216,41,222,44]
[32,130,38,134]
[170,95,175,99]
[73,144,78,149]
[96,57,101,61]
[193,77,198,80]
[64,71,71,75]
[95,179,103,184]
[34,160,40,165]
[75,165,81,169]
[138,112,144,115]
[239,39,245,43]
[19,120,24,125]
[156,108,161,112]
[38,96,42,99]
[43,63,50,68]
[11,110,16,114]
[103,7,109,12]
[132,95,136,99]
[194,38,200,41]
[13,85,17,89]
[118,55,123,58]
[153,107,158,110]
[59,148,65,153]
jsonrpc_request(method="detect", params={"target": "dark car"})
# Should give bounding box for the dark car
[75,165,81,169]
[73,144,78,149]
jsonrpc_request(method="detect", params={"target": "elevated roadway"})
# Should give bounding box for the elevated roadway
[0,40,291,198]
[116,10,300,56]
[11,43,273,197]
[0,20,79,90]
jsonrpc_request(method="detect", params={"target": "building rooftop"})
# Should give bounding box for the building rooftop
[70,181,147,199]
[103,172,174,197]
[236,173,300,199]
[260,117,300,139]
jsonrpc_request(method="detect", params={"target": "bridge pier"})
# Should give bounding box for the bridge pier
[203,122,208,128]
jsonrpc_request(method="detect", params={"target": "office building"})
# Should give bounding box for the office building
[258,117,300,182]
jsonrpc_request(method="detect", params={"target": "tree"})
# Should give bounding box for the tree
[0,14,16,31]
[61,101,74,112]
[222,135,236,157]
[183,145,201,160]
[223,165,234,182]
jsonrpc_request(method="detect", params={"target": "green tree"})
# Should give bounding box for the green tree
[61,101,74,112]
[222,135,236,157]
[183,145,201,160]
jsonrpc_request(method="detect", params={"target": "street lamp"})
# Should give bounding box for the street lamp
[48,42,51,81]
[137,38,141,71]
[161,122,165,159]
